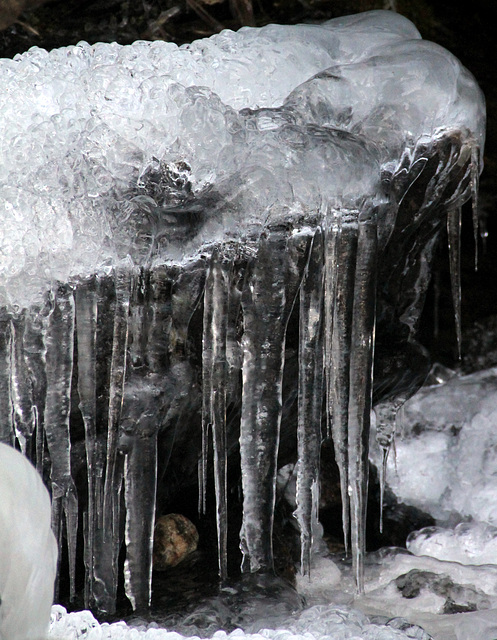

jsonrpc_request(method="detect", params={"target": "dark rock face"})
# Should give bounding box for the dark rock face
[462,315,497,373]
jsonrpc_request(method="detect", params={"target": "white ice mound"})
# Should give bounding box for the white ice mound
[408,521,497,566]
[0,443,58,640]
[375,367,497,525]
[0,10,485,307]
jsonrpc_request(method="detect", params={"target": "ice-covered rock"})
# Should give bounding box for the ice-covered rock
[373,367,497,525]
[0,443,57,640]
[353,548,497,639]
[407,522,497,566]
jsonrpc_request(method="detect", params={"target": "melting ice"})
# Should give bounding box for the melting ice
[0,8,487,640]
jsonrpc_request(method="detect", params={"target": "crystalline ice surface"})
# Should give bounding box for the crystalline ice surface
[0,10,484,307]
[374,368,497,524]
[48,603,425,640]
[0,443,57,640]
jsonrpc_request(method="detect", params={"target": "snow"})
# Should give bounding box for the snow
[0,443,57,640]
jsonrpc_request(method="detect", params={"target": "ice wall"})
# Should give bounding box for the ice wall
[0,9,485,617]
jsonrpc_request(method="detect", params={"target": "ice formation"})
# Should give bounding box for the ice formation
[0,443,57,640]
[0,6,485,621]
[48,603,431,640]
[372,367,497,524]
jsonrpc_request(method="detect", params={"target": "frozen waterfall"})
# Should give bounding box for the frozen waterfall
[0,7,485,623]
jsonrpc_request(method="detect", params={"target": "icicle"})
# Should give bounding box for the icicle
[44,283,78,601]
[348,208,377,593]
[324,214,339,443]
[92,268,131,615]
[447,205,462,359]
[10,312,36,453]
[374,395,408,533]
[200,262,213,516]
[74,279,99,609]
[122,270,162,611]
[327,211,359,556]
[202,249,230,580]
[470,144,480,271]
[0,312,13,445]
[23,306,49,474]
[295,228,325,576]
[239,229,305,573]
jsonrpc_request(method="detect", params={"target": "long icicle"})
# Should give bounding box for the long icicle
[470,144,480,271]
[44,283,78,601]
[97,268,131,615]
[0,312,13,446]
[239,229,304,572]
[333,213,359,556]
[123,269,161,612]
[202,249,230,580]
[75,279,99,609]
[325,209,354,555]
[201,261,214,517]
[447,205,462,359]
[348,208,377,593]
[295,228,325,576]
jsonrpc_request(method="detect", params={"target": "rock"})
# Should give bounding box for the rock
[153,514,199,570]
[395,568,491,614]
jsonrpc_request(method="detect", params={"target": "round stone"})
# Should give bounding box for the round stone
[153,513,199,570]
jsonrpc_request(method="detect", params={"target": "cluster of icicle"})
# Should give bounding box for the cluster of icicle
[0,9,485,619]
[0,160,481,617]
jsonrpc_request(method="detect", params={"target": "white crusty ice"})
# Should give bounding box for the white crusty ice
[0,10,485,307]
[408,521,497,566]
[48,602,426,640]
[372,367,497,525]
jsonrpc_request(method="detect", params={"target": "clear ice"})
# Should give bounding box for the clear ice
[0,8,485,618]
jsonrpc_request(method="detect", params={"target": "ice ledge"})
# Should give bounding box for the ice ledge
[0,10,485,308]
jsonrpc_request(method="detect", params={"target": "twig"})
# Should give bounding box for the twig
[185,0,224,33]
[15,18,40,35]
[230,0,255,26]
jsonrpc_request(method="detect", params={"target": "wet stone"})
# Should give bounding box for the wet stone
[153,514,199,570]
[395,569,491,614]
